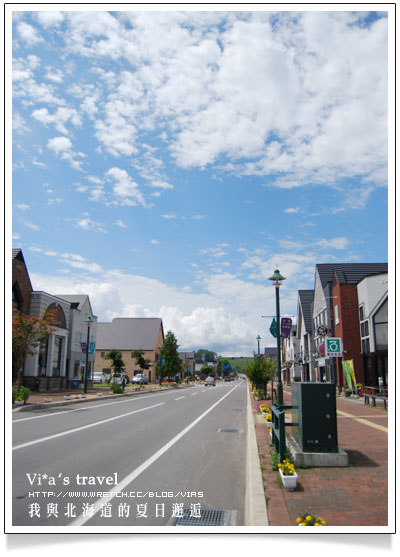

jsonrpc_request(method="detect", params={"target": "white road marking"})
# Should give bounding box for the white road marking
[70,382,240,526]
[12,403,165,451]
[174,396,185,400]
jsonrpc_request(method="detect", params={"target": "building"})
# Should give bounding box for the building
[94,318,164,382]
[313,263,388,387]
[357,273,388,389]
[12,249,33,381]
[23,291,70,391]
[178,351,196,379]
[296,290,315,381]
[55,295,97,385]
[12,249,33,317]
[281,325,301,383]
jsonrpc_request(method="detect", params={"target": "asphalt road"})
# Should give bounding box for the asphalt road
[12,380,248,528]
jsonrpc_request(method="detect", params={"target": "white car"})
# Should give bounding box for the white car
[132,373,148,384]
[92,372,106,384]
[205,376,216,386]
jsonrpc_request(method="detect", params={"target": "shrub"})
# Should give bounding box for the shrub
[12,386,19,404]
[111,383,124,394]
[18,386,31,402]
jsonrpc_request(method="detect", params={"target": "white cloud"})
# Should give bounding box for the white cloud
[75,217,106,233]
[15,203,30,211]
[35,12,64,28]
[47,136,86,171]
[105,167,147,207]
[115,219,127,228]
[316,237,350,250]
[17,21,42,45]
[33,107,82,135]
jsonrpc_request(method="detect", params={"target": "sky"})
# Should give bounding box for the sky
[9,5,391,357]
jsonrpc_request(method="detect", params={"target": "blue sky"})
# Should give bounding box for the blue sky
[10,7,390,356]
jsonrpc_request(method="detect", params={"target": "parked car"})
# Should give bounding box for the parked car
[132,373,148,385]
[92,372,106,384]
[111,372,123,385]
[224,376,232,382]
[205,376,216,386]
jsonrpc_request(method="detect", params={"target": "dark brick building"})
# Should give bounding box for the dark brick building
[12,248,33,316]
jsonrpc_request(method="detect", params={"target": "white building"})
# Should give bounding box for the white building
[55,295,97,385]
[357,273,388,388]
[23,291,70,391]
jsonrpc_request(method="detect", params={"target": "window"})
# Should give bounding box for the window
[359,305,364,321]
[101,352,105,358]
[334,305,339,325]
[76,332,82,345]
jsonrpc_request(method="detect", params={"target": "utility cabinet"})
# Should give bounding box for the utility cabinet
[291,382,338,453]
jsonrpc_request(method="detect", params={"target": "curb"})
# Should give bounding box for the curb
[12,385,192,412]
[244,382,269,526]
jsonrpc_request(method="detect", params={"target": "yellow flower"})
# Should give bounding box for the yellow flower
[306,515,312,521]
[314,523,322,526]
[296,517,302,524]
[299,523,306,526]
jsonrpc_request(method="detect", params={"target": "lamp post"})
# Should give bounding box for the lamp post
[268,269,286,406]
[83,316,93,394]
[256,335,261,356]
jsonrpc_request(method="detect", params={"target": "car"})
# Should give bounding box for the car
[205,376,216,386]
[224,376,231,382]
[111,372,123,385]
[132,373,148,385]
[92,372,106,384]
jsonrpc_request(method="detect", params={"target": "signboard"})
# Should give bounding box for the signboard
[317,325,328,336]
[224,363,231,370]
[269,318,278,338]
[325,337,342,357]
[317,343,326,356]
[280,318,292,338]
[81,343,87,353]
[89,342,96,354]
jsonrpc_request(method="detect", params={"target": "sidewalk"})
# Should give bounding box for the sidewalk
[251,384,388,527]
[12,383,190,411]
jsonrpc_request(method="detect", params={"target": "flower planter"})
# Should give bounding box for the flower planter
[266,421,272,429]
[64,396,71,400]
[97,393,102,396]
[44,397,52,403]
[279,468,298,491]
[14,400,24,406]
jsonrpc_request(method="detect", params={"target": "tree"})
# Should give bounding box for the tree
[160,331,182,382]
[104,349,126,375]
[194,349,217,363]
[12,308,58,384]
[200,364,214,378]
[246,357,275,399]
[132,349,151,373]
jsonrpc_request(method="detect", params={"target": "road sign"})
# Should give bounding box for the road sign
[269,318,278,338]
[325,337,342,357]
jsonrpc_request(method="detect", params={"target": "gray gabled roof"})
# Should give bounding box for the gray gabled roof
[96,318,164,350]
[316,263,388,288]
[298,290,314,332]
[55,294,95,316]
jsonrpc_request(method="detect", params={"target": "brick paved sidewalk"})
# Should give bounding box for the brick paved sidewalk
[251,384,388,527]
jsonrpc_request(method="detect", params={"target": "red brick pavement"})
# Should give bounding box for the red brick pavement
[251,384,388,527]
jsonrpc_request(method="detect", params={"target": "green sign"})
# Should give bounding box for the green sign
[269,318,278,338]
[325,337,342,357]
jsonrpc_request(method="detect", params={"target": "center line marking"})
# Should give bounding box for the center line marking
[13,402,165,451]
[70,383,240,526]
[174,396,185,400]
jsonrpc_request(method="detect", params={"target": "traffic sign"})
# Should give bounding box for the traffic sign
[325,337,342,357]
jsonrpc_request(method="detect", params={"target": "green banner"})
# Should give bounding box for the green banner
[342,360,353,390]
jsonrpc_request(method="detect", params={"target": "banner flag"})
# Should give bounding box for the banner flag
[342,361,353,390]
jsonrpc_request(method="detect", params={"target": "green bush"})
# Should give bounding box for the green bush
[12,386,18,404]
[111,383,124,394]
[18,386,31,402]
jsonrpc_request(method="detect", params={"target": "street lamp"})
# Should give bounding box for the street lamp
[83,316,93,394]
[268,269,286,406]
[256,335,261,356]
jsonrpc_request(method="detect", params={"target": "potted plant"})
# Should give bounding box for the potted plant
[14,397,24,406]
[44,396,52,403]
[296,507,327,526]
[278,459,298,491]
[64,394,71,400]
[265,412,272,427]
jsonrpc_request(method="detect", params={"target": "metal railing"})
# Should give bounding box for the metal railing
[271,403,298,462]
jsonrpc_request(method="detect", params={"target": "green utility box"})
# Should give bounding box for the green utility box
[291,383,338,453]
